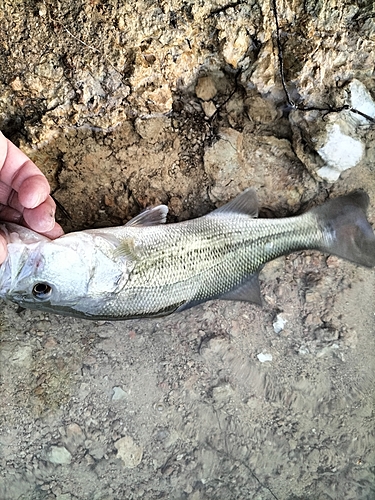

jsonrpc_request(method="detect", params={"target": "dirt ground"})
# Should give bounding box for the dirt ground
[1,1,375,499]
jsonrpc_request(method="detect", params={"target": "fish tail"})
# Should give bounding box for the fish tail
[312,191,375,268]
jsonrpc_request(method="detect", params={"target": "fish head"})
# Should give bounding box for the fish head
[0,225,130,318]
[0,227,94,315]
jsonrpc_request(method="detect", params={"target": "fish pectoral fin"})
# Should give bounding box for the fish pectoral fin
[209,188,259,218]
[125,205,168,227]
[113,238,139,260]
[220,273,262,305]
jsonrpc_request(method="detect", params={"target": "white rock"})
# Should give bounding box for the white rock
[112,386,126,401]
[273,314,287,334]
[114,436,143,468]
[350,79,375,124]
[257,352,273,363]
[45,446,72,465]
[317,124,364,181]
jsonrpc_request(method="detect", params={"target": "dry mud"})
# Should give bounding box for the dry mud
[0,1,375,499]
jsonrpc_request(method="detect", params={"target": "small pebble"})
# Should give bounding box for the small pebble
[257,352,272,363]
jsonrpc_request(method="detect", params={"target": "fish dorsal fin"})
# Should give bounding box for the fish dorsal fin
[209,189,258,218]
[220,273,262,305]
[125,205,168,227]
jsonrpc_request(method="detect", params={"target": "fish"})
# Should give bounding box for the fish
[0,189,374,320]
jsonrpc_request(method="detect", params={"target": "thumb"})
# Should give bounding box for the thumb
[0,235,8,265]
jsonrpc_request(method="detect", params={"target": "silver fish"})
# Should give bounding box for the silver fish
[0,189,374,320]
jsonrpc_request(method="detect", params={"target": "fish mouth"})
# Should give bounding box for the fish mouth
[0,259,12,297]
[4,295,98,320]
[0,243,45,300]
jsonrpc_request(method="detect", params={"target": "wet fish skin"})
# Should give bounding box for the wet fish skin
[0,189,374,320]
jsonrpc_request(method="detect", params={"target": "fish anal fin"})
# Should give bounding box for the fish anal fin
[128,301,187,319]
[209,189,259,218]
[152,301,186,317]
[125,205,168,227]
[220,273,262,305]
[178,274,262,313]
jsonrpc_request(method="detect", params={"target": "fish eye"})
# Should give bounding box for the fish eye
[32,283,53,300]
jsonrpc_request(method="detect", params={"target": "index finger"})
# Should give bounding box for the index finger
[0,132,50,208]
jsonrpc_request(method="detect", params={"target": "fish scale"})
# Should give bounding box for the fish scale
[101,212,323,318]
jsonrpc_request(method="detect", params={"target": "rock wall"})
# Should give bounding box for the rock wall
[1,0,375,226]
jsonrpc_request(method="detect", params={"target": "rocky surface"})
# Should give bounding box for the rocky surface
[0,1,375,499]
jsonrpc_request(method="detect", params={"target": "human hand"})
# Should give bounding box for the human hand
[0,131,64,263]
